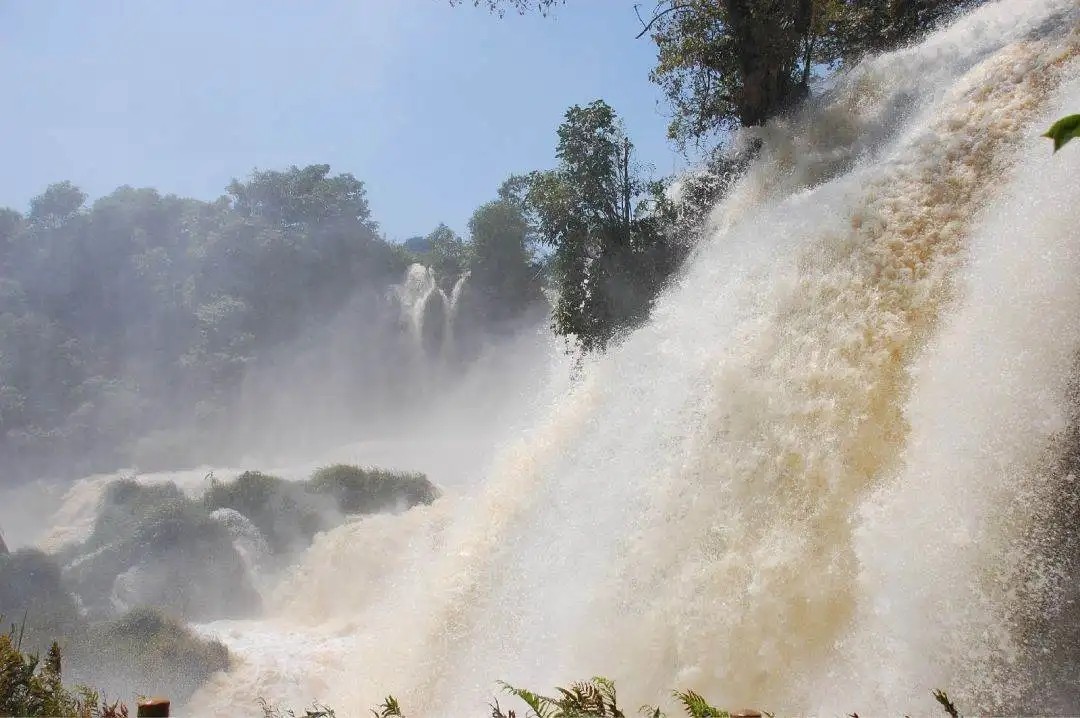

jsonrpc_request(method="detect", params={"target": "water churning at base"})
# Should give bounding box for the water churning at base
[194,0,1080,713]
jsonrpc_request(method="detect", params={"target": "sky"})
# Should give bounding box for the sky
[0,0,690,241]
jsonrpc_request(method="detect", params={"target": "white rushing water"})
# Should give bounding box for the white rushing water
[183,0,1080,714]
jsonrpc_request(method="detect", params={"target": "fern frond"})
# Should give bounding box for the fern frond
[672,689,727,718]
[499,680,559,718]
[370,695,402,717]
[592,676,618,707]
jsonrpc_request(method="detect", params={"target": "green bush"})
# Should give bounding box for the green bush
[307,465,439,515]
[0,633,99,718]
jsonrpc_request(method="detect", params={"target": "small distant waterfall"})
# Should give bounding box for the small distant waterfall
[392,263,470,364]
[445,271,471,358]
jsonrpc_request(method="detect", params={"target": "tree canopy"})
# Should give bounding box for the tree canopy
[0,165,547,481]
[524,100,682,351]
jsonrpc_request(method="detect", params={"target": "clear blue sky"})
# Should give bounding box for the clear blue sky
[0,0,689,241]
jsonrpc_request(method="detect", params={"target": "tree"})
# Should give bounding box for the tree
[527,100,680,351]
[423,223,470,292]
[0,165,413,482]
[226,164,375,231]
[651,0,816,137]
[28,182,85,229]
[467,198,541,325]
[0,209,22,270]
[824,0,977,64]
[648,144,751,243]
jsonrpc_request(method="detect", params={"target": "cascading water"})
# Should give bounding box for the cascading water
[393,263,471,363]
[192,0,1080,714]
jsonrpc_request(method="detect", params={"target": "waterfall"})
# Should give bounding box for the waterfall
[192,0,1080,714]
[392,263,471,364]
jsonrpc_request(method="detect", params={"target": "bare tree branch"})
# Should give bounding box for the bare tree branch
[634,1,693,39]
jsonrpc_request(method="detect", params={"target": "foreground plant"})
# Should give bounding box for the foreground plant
[0,626,124,718]
[495,676,628,717]
[358,677,967,718]
[258,696,337,718]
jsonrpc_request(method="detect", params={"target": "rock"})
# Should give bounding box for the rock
[0,549,80,651]
[64,481,261,621]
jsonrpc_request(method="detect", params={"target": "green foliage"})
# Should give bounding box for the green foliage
[648,146,751,244]
[466,199,543,326]
[288,679,974,718]
[526,101,682,352]
[495,677,628,717]
[671,690,727,718]
[0,630,100,718]
[421,224,471,293]
[308,465,440,515]
[0,165,411,482]
[1043,114,1080,152]
[28,181,86,229]
[54,467,434,623]
[648,0,980,138]
[202,466,438,554]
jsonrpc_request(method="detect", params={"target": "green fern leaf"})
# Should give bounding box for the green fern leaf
[672,690,728,718]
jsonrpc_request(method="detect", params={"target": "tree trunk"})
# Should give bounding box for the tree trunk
[725,0,813,126]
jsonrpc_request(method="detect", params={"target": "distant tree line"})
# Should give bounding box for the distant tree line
[0,166,543,481]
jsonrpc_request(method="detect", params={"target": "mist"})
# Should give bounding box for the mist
[4,0,1080,715]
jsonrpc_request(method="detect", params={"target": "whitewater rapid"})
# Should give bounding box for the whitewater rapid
[178,0,1080,714]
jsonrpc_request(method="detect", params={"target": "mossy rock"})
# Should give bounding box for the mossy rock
[0,549,80,653]
[67,607,229,708]
[79,479,189,555]
[63,481,260,621]
[203,471,327,554]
